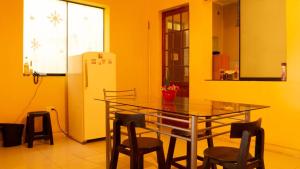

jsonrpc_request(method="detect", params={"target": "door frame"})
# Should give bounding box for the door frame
[162,5,189,97]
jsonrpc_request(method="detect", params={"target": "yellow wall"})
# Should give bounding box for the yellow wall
[0,0,149,133]
[88,0,150,96]
[104,0,150,97]
[2,0,300,155]
[149,0,300,153]
[0,1,66,132]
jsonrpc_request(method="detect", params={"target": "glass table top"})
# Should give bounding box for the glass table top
[95,96,269,117]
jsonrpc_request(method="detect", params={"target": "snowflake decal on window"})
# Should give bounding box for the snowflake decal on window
[31,38,40,50]
[48,11,62,26]
[30,15,35,20]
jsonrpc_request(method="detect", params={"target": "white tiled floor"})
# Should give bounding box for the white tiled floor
[0,133,299,169]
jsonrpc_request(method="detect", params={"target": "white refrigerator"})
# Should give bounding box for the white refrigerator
[67,52,116,143]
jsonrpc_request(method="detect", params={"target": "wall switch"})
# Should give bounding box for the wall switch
[46,106,55,112]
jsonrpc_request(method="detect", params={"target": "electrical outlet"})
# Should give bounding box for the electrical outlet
[46,106,55,112]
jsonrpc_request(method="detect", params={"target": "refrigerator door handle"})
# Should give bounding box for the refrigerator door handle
[85,60,88,88]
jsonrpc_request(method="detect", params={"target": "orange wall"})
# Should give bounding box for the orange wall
[87,0,150,96]
[104,0,150,97]
[194,0,300,152]
[0,1,66,132]
[0,0,150,133]
[148,0,300,154]
[2,0,300,155]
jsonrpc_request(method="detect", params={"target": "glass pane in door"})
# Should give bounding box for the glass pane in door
[173,14,181,31]
[183,30,189,48]
[166,16,172,32]
[183,49,189,66]
[182,12,189,30]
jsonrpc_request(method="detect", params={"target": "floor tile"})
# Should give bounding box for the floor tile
[0,133,299,169]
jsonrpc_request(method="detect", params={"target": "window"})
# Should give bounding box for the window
[23,0,104,75]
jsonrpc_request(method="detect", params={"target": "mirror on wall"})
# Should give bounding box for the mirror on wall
[212,0,287,81]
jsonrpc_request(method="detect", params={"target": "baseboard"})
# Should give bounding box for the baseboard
[264,143,300,159]
[214,136,300,159]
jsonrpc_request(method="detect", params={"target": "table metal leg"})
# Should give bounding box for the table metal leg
[106,101,111,169]
[157,111,161,139]
[191,116,198,169]
[245,110,251,122]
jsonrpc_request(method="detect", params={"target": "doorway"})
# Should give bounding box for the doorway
[162,6,189,97]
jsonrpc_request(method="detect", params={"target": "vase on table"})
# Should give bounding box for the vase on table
[162,90,176,102]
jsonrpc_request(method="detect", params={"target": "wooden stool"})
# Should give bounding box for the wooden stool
[25,111,54,148]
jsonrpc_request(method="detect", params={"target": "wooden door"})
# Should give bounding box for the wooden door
[162,6,189,97]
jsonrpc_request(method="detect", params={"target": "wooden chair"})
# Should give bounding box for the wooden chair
[109,113,166,169]
[202,118,265,169]
[103,88,154,137]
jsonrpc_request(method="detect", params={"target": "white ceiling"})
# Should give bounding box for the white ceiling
[213,0,238,6]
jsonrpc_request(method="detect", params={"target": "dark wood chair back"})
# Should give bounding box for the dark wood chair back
[230,118,262,138]
[112,113,145,149]
[115,113,145,128]
[230,118,264,169]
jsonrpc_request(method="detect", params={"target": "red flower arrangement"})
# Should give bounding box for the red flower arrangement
[161,84,180,92]
[161,84,180,101]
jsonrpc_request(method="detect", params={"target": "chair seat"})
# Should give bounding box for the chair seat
[122,137,163,150]
[204,147,253,163]
[171,129,206,138]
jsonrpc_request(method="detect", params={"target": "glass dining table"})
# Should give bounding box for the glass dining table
[95,96,269,169]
